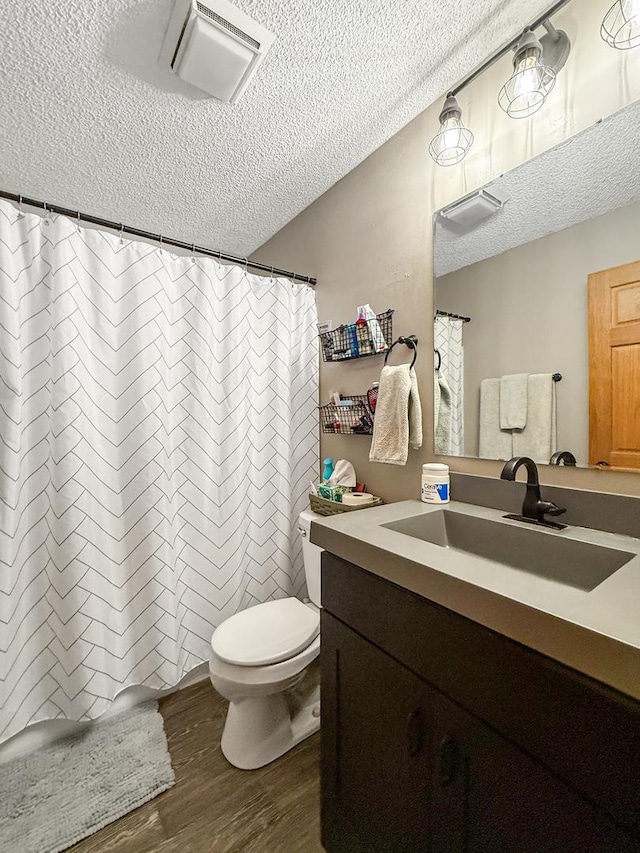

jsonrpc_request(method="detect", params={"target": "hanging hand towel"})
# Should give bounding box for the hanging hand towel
[434,371,452,455]
[499,373,528,430]
[512,373,557,463]
[479,378,513,461]
[409,366,423,451]
[369,364,422,465]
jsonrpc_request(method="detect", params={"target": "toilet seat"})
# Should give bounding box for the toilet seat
[211,598,320,666]
[209,633,320,690]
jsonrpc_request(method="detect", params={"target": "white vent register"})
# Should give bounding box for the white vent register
[162,0,275,103]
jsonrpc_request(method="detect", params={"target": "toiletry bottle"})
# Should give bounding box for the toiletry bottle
[346,323,359,358]
[356,309,373,355]
[367,382,379,414]
[421,463,450,504]
[322,458,335,482]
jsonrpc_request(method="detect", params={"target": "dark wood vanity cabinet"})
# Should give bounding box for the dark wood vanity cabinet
[320,553,640,853]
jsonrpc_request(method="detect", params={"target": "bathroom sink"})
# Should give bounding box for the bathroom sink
[382,510,634,591]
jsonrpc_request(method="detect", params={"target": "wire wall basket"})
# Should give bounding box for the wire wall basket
[320,395,374,435]
[319,309,393,362]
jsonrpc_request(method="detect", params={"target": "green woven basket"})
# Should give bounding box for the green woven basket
[309,493,383,516]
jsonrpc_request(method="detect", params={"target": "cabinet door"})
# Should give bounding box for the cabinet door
[321,612,432,853]
[430,689,640,853]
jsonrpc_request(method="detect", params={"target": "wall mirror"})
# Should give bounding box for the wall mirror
[433,98,640,471]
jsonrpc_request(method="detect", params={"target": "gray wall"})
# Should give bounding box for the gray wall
[436,200,640,464]
[252,0,640,500]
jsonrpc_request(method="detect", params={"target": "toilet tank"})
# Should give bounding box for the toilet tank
[298,509,323,607]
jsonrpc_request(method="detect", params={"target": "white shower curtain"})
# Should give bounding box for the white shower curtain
[0,199,318,743]
[434,316,464,455]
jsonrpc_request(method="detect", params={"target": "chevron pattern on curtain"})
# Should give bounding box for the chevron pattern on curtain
[434,316,465,455]
[0,199,318,743]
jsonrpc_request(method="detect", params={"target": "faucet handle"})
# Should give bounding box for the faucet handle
[539,500,566,517]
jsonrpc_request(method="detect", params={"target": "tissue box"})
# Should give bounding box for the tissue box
[317,484,354,503]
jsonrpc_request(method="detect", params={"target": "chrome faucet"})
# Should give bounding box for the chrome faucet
[500,456,567,530]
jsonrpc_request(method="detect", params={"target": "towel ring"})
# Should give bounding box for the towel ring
[384,335,418,369]
[434,348,441,371]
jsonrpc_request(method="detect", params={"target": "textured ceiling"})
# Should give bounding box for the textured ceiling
[434,99,640,278]
[0,0,552,258]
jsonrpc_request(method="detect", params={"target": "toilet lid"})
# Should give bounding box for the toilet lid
[211,598,320,666]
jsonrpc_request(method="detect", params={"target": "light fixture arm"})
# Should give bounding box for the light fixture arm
[542,19,561,40]
[539,18,571,73]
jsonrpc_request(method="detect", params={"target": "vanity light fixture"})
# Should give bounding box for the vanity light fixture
[429,3,572,165]
[428,94,474,166]
[601,0,640,49]
[498,23,570,119]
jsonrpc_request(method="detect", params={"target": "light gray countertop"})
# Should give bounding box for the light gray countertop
[311,500,640,702]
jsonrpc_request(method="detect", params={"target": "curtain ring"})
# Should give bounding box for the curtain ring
[119,223,124,244]
[159,234,163,254]
[43,202,50,225]
[244,257,248,275]
[16,194,24,220]
[270,265,274,281]
[76,211,81,233]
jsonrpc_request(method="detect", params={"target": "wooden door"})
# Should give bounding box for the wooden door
[589,260,640,468]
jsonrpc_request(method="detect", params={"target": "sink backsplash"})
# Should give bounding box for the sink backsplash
[451,473,640,540]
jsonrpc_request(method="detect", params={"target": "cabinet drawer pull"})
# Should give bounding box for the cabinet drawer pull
[406,709,425,756]
[439,734,459,787]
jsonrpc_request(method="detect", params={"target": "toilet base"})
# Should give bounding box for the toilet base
[220,673,321,770]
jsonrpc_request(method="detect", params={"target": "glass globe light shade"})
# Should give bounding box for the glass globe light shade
[429,95,474,167]
[498,32,556,119]
[601,0,640,49]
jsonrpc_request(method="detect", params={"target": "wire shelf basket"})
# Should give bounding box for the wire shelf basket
[320,395,374,435]
[319,309,393,362]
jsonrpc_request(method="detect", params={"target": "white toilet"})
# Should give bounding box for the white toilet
[209,509,323,770]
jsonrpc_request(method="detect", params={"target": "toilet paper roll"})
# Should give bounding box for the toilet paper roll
[342,492,374,506]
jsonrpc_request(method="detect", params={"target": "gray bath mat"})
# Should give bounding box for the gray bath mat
[0,701,175,853]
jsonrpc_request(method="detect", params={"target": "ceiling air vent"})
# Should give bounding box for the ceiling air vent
[439,189,505,228]
[162,0,275,104]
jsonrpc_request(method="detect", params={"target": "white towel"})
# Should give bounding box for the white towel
[499,373,528,430]
[434,371,452,455]
[369,364,422,465]
[512,374,557,464]
[479,378,512,461]
[409,366,423,451]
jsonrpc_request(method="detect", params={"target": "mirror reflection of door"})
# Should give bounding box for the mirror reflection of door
[589,260,640,470]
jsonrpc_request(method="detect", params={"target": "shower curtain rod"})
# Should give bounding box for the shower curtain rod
[435,309,471,323]
[0,190,317,286]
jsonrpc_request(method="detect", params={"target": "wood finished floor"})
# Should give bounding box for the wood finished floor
[69,680,324,853]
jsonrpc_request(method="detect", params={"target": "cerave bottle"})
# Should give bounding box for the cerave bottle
[421,463,450,503]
